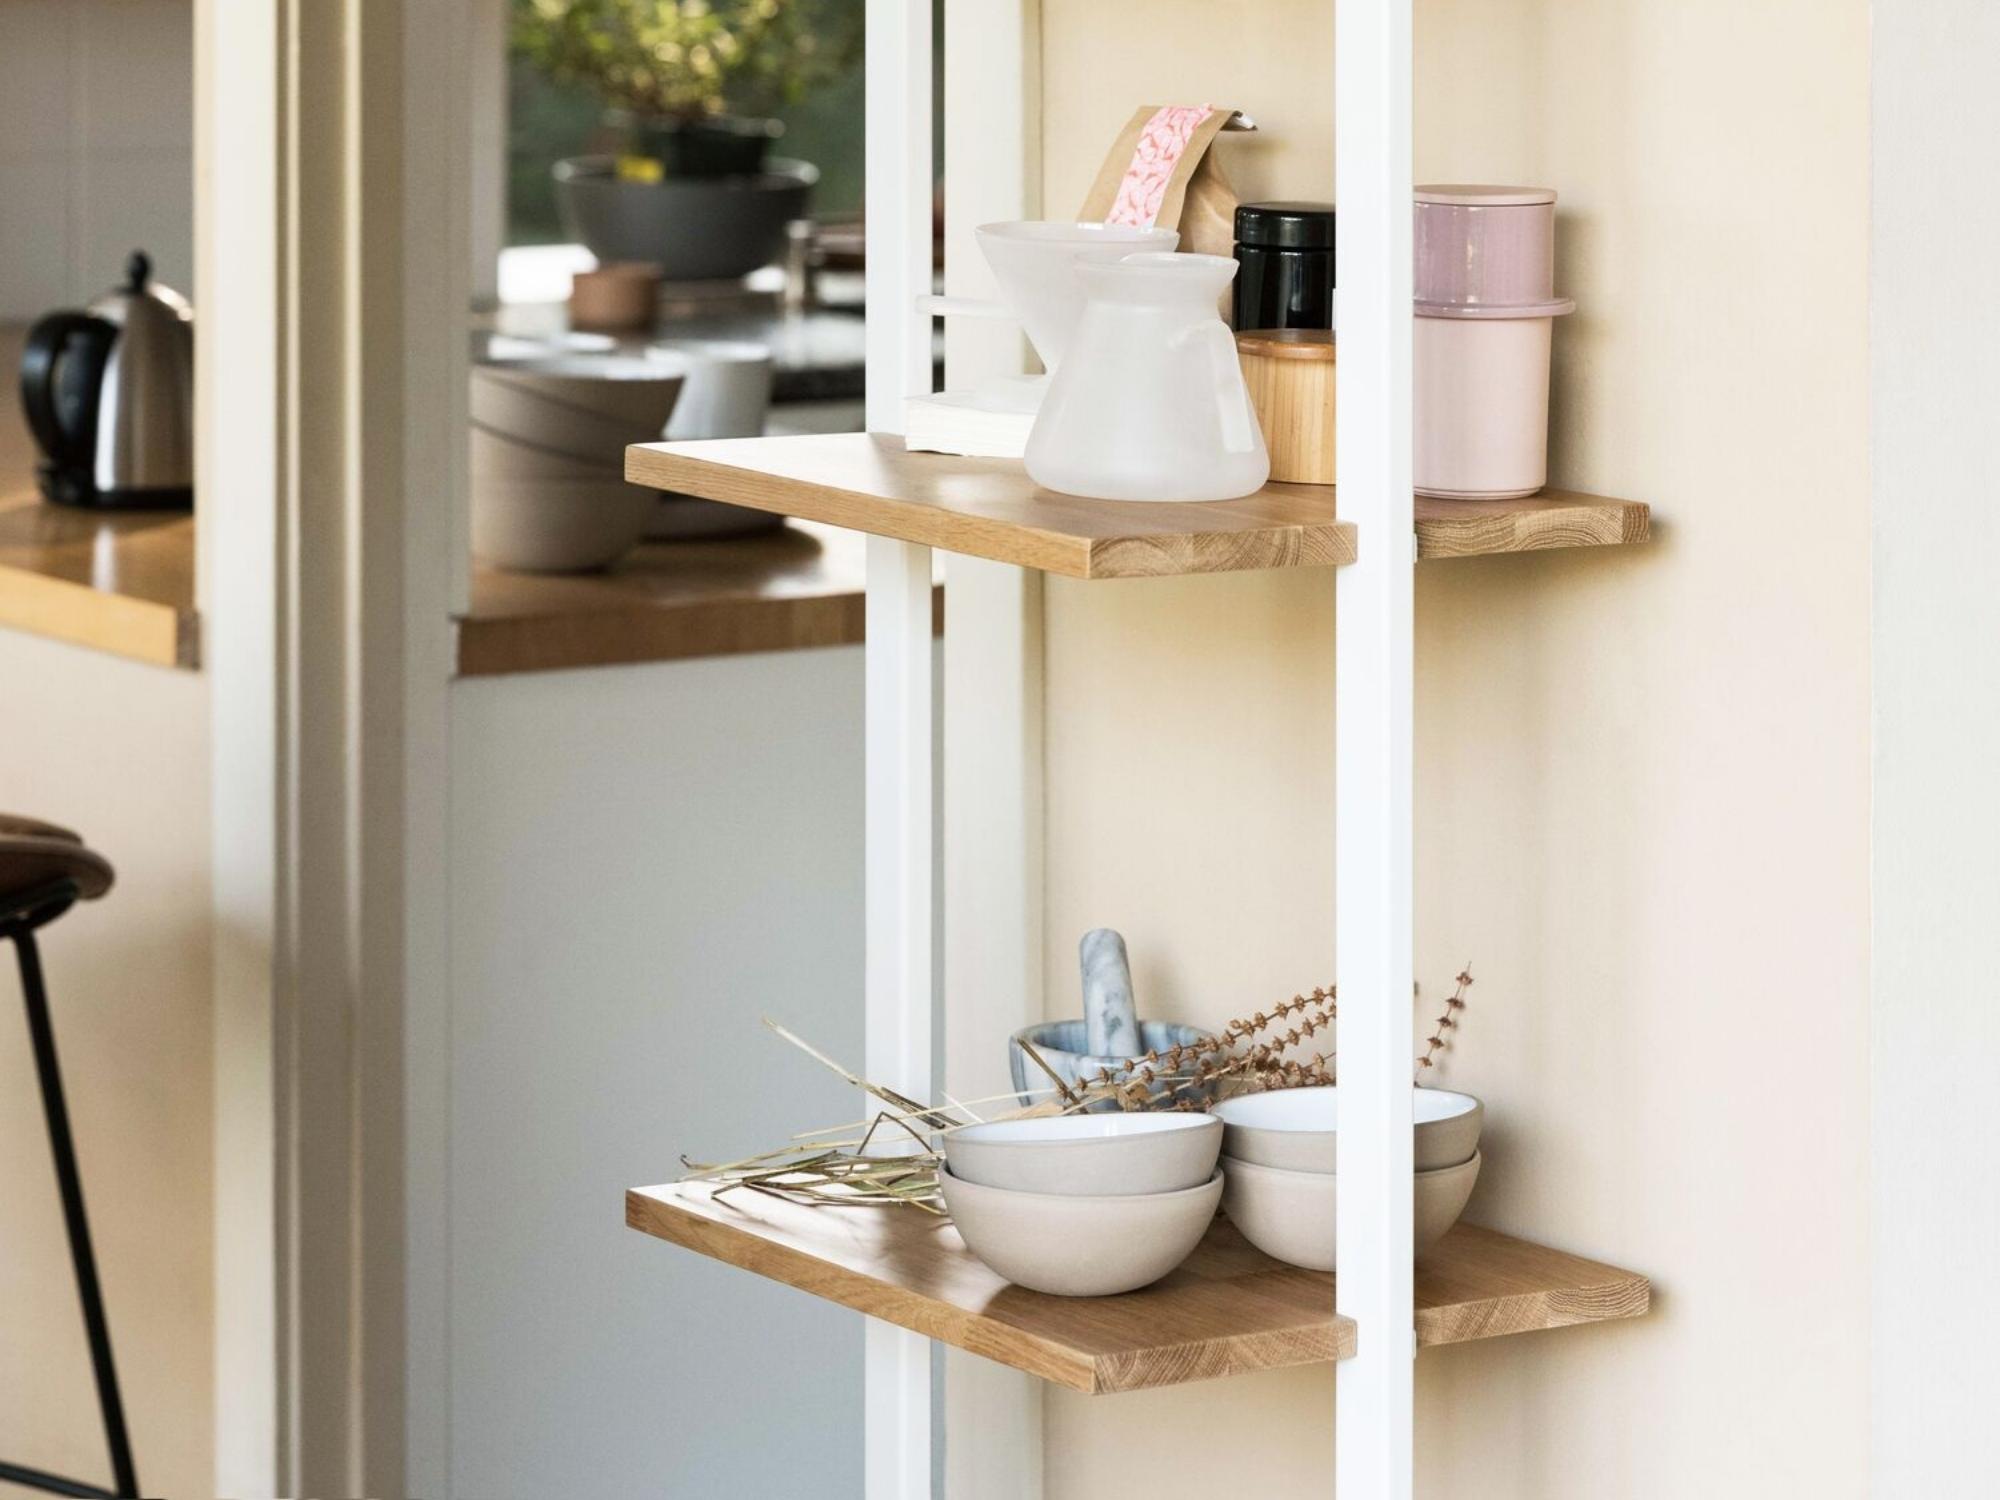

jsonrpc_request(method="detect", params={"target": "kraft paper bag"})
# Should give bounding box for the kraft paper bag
[1077,105,1245,261]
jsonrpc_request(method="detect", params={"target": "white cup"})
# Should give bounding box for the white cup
[650,339,774,441]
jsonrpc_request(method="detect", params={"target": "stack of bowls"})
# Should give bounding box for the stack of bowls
[1212,1086,1483,1272]
[937,1113,1223,1296]
[469,352,686,573]
[1412,185,1575,500]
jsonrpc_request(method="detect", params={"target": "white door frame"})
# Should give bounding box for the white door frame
[197,0,464,1491]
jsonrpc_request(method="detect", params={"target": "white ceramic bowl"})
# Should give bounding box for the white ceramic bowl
[941,1113,1221,1197]
[1213,1086,1482,1175]
[939,1167,1222,1297]
[1219,1151,1481,1273]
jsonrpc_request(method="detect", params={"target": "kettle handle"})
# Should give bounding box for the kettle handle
[20,311,116,473]
[1179,320,1257,455]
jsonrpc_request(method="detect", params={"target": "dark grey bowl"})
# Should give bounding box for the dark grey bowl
[553,155,817,282]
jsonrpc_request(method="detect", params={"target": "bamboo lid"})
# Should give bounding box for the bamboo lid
[1235,328,1337,361]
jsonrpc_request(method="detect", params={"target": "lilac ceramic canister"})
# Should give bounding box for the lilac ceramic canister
[1413,185,1576,498]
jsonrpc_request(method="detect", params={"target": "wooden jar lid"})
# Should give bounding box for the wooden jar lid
[1235,328,1337,361]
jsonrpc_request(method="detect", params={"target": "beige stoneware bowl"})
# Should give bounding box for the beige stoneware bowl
[1213,1085,1482,1175]
[469,475,658,573]
[470,353,688,461]
[940,1113,1221,1197]
[468,352,686,573]
[939,1167,1222,1297]
[1218,1151,1482,1272]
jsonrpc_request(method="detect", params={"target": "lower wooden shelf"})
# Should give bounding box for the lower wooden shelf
[626,1181,1649,1395]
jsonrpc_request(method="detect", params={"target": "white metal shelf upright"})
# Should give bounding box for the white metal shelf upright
[1332,0,1418,1496]
[862,4,939,1500]
[860,2,1417,1496]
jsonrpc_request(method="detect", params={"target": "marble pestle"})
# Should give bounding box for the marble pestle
[1080,928,1141,1060]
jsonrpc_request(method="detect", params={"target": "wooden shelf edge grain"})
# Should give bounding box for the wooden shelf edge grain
[628,1182,1356,1394]
[1411,1223,1651,1346]
[628,1183,1649,1393]
[627,433,1358,580]
[629,432,1649,576]
[1415,491,1651,558]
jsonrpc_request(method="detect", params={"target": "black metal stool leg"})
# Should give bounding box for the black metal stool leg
[10,929,138,1500]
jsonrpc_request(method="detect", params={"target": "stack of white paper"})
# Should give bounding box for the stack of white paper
[904,375,1046,459]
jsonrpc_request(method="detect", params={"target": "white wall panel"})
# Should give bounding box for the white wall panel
[1871,2,2000,1490]
[446,651,868,1498]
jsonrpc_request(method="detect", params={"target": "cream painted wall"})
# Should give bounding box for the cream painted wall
[1036,2,1869,1495]
[0,633,212,1498]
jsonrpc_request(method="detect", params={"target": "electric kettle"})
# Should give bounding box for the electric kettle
[19,251,194,510]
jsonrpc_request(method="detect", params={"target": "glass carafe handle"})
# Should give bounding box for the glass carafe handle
[1179,320,1256,454]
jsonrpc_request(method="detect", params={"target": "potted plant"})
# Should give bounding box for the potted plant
[515,0,860,279]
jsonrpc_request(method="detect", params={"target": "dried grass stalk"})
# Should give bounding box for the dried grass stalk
[680,966,1478,1213]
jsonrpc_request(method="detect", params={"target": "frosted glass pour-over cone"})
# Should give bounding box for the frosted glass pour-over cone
[975,221,1178,371]
[1025,252,1270,503]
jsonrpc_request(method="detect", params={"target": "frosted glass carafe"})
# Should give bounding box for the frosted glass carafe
[1024,253,1269,502]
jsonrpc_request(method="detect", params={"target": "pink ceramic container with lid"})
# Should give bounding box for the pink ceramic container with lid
[1414,184,1575,317]
[1413,184,1574,498]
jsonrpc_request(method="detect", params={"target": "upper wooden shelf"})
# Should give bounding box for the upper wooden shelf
[627,1182,1649,1395]
[629,434,1357,579]
[626,433,1648,580]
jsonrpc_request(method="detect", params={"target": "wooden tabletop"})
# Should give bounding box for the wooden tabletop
[0,329,199,669]
[0,325,918,675]
[457,518,938,676]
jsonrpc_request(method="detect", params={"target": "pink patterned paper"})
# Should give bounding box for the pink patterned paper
[1107,105,1216,227]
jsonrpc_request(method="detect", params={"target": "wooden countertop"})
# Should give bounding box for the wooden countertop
[456,518,940,676]
[0,329,199,668]
[0,325,915,676]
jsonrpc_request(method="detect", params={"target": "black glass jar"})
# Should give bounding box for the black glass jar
[1233,202,1337,330]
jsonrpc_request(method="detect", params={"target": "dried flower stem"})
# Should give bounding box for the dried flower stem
[1413,967,1474,1081]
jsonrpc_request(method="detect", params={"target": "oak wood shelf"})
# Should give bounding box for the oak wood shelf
[1416,489,1650,557]
[626,432,1649,578]
[455,519,939,676]
[627,1182,1649,1394]
[628,433,1359,579]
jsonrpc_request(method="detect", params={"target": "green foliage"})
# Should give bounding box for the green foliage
[511,0,864,122]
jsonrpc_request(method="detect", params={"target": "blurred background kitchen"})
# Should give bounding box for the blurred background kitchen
[0,3,902,1496]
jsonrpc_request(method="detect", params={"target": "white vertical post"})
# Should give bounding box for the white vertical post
[1334,0,1416,1496]
[940,4,1044,1498]
[865,4,937,1499]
